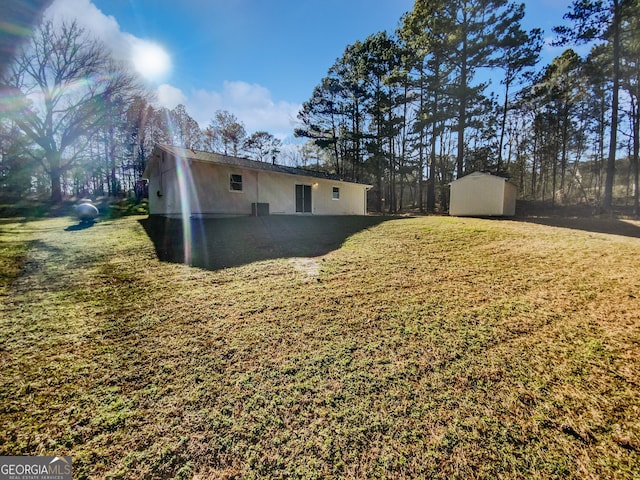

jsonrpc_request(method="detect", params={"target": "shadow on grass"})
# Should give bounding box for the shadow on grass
[517,215,640,239]
[513,201,640,239]
[139,215,398,270]
[65,220,96,231]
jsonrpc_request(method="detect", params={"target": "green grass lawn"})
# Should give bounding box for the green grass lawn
[1,214,639,479]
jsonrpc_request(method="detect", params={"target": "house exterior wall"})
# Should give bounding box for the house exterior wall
[147,151,368,216]
[246,171,368,215]
[148,155,181,215]
[449,172,516,217]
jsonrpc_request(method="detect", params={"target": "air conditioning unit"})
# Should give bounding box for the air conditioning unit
[251,202,269,216]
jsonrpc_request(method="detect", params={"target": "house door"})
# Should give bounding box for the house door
[295,184,312,213]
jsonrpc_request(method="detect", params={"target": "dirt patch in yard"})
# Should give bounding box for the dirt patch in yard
[289,256,322,279]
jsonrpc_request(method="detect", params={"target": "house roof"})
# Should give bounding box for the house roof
[146,144,370,186]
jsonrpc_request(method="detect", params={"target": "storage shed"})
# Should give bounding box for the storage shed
[143,144,372,217]
[449,171,517,217]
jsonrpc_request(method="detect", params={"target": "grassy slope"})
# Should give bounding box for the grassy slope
[0,215,639,479]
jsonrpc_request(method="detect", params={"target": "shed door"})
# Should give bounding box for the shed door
[295,184,312,213]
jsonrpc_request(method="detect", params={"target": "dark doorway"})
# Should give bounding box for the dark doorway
[295,184,312,213]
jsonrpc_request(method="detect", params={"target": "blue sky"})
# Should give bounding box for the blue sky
[43,0,576,142]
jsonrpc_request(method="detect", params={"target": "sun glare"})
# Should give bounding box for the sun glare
[131,41,171,83]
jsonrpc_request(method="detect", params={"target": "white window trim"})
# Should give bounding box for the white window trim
[229,173,243,192]
[332,186,340,200]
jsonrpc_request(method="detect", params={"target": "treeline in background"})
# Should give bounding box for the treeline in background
[1,0,638,215]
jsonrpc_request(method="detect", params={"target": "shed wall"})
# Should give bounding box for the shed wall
[449,173,516,217]
[502,181,517,216]
[449,176,503,216]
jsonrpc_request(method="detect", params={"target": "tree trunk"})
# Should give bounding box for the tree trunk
[498,80,510,174]
[633,98,639,216]
[418,134,425,213]
[596,94,606,202]
[50,165,63,203]
[376,155,383,213]
[456,92,466,178]
[602,0,621,210]
[560,105,570,195]
[418,73,425,213]
[428,118,438,212]
[531,122,538,198]
[456,18,469,179]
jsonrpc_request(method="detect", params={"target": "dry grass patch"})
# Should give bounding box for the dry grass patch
[0,214,639,479]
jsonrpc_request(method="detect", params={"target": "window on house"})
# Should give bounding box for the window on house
[332,187,340,200]
[230,174,243,191]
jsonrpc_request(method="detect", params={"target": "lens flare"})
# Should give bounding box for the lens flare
[163,112,205,266]
[174,155,193,264]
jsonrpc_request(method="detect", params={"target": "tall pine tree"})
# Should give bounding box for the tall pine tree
[554,0,627,209]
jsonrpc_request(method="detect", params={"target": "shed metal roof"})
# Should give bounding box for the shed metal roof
[449,171,515,185]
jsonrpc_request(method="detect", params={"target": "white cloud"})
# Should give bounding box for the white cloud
[173,81,302,140]
[44,0,172,85]
[43,0,302,141]
[155,84,187,109]
[44,0,130,60]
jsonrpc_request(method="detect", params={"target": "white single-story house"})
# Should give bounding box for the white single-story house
[449,171,517,217]
[143,144,372,217]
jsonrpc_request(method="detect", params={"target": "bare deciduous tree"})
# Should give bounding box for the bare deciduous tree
[243,131,281,162]
[0,20,139,202]
[205,110,246,157]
